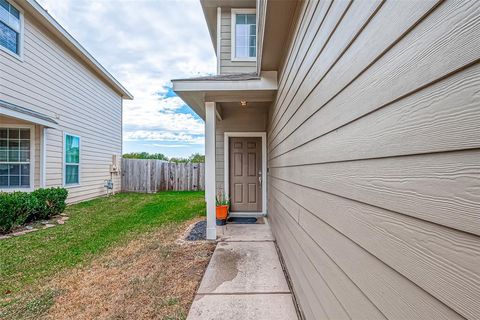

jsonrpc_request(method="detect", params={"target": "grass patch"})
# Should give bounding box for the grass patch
[0,191,206,300]
[2,288,63,319]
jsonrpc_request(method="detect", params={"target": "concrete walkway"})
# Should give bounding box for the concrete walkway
[187,219,299,320]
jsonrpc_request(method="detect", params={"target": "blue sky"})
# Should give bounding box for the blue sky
[37,0,216,158]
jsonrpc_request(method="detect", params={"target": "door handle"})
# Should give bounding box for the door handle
[258,170,262,187]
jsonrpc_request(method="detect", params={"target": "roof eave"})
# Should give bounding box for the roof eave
[200,0,218,53]
[0,100,60,129]
[172,71,276,91]
[172,71,277,120]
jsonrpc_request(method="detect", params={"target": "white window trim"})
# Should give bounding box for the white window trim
[0,124,35,192]
[63,132,81,187]
[224,132,267,216]
[230,8,257,62]
[0,0,25,61]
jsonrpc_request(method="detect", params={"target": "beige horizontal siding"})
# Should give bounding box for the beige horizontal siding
[268,0,480,319]
[274,0,323,100]
[269,186,463,320]
[0,8,122,202]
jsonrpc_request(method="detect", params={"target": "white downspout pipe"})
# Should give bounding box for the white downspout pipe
[216,7,221,75]
[205,101,217,240]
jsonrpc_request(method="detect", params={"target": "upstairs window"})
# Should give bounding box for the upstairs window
[0,0,22,56]
[231,9,256,61]
[64,134,80,185]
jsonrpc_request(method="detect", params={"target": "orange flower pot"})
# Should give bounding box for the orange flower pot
[216,205,229,220]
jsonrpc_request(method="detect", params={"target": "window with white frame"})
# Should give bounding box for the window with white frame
[0,0,22,55]
[0,127,31,189]
[231,9,256,60]
[64,134,80,185]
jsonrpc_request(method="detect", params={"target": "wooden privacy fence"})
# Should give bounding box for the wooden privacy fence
[121,158,205,193]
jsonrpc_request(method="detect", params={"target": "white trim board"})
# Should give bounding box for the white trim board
[40,127,47,188]
[205,102,217,240]
[216,6,221,74]
[224,132,267,216]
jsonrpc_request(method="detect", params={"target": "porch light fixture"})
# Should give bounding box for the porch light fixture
[240,100,247,107]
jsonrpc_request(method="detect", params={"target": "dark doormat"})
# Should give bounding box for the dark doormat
[227,217,258,224]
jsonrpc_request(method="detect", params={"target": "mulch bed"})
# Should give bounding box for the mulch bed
[185,220,207,241]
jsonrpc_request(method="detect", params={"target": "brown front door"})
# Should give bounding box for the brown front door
[229,137,262,212]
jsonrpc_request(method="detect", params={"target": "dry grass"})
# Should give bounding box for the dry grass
[11,218,215,320]
[1,192,212,320]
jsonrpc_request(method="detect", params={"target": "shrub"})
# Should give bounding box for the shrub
[31,188,68,221]
[0,188,68,233]
[0,192,38,233]
[0,193,18,233]
[13,192,39,224]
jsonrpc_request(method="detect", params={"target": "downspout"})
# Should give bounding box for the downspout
[256,0,267,76]
[216,7,221,75]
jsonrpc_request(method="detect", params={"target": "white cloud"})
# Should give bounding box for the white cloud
[124,130,204,145]
[151,144,189,148]
[37,0,215,155]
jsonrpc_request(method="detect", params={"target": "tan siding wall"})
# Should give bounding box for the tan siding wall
[0,9,122,203]
[267,0,480,319]
[215,106,267,193]
[219,8,257,74]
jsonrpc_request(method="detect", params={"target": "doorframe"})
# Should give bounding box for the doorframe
[224,132,267,216]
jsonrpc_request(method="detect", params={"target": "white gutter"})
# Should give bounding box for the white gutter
[256,0,267,75]
[173,71,277,92]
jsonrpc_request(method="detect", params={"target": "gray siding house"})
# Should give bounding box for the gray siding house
[173,0,480,319]
[0,0,132,202]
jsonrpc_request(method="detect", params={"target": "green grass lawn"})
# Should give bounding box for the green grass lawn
[0,191,206,300]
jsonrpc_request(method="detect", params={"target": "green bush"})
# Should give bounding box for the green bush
[0,188,68,233]
[0,192,37,233]
[31,188,68,221]
[0,194,15,233]
[13,192,39,224]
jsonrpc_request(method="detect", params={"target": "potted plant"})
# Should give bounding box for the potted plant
[216,191,230,226]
